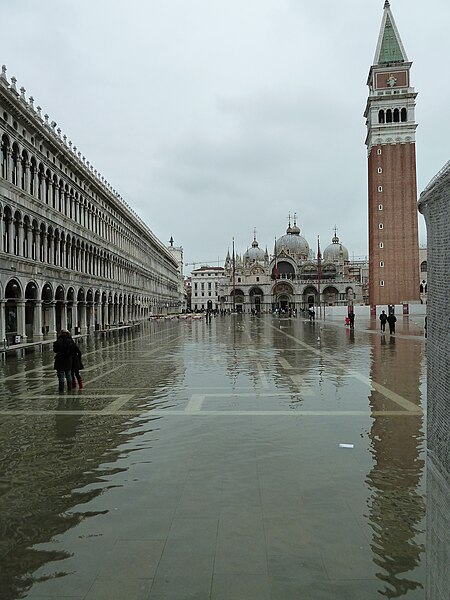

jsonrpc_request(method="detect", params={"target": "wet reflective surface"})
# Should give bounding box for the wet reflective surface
[0,314,427,599]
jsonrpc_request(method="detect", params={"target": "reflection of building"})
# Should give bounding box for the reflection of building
[0,67,179,345]
[191,266,224,311]
[418,161,450,600]
[0,321,185,599]
[366,333,425,596]
[365,1,420,306]
[218,220,368,313]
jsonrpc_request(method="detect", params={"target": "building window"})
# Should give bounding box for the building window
[194,283,197,290]
[378,167,382,174]
[378,185,383,192]
[420,260,427,272]
[379,242,384,248]
[201,292,204,296]
[380,280,384,287]
[380,261,384,267]
[208,292,211,296]
[378,204,383,210]
[238,277,241,282]
[256,277,259,282]
[377,148,382,155]
[379,223,383,229]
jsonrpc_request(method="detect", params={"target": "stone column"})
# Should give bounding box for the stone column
[6,217,13,254]
[6,147,12,181]
[48,301,57,337]
[0,300,6,345]
[48,179,54,208]
[17,220,24,256]
[78,301,87,335]
[23,160,29,192]
[0,212,4,253]
[33,300,44,341]
[16,300,27,343]
[60,302,67,331]
[71,302,78,334]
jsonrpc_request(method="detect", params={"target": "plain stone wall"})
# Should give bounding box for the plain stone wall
[418,164,450,600]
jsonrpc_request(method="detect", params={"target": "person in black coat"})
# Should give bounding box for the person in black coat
[387,313,397,335]
[71,342,84,389]
[379,310,388,332]
[53,329,75,392]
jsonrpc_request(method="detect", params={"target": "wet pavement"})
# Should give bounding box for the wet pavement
[0,313,427,599]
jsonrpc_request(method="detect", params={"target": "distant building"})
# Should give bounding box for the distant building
[0,66,179,343]
[191,266,225,311]
[217,220,368,313]
[365,1,420,306]
[167,238,186,312]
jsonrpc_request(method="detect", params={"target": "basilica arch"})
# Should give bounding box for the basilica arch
[322,286,339,306]
[249,287,264,313]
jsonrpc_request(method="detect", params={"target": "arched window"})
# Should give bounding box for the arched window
[386,109,392,123]
[29,157,37,196]
[1,134,9,179]
[11,143,19,186]
[401,108,407,122]
[378,110,385,124]
[420,260,427,273]
[393,108,400,122]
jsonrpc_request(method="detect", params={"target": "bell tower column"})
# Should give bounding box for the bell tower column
[364,1,420,307]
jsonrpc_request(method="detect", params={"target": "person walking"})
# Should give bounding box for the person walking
[348,311,355,329]
[71,341,84,389]
[379,310,388,332]
[387,313,397,335]
[53,329,75,393]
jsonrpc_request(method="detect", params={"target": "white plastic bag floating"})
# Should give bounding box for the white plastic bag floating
[339,443,354,449]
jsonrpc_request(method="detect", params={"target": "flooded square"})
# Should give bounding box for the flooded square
[0,314,426,599]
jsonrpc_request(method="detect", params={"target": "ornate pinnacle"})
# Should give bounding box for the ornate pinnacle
[384,1,390,8]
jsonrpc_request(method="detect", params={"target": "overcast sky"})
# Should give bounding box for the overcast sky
[3,0,448,271]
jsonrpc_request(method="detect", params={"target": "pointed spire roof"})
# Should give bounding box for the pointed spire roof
[374,1,408,65]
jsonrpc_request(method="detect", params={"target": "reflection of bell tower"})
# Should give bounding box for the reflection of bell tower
[366,336,425,596]
[364,1,419,306]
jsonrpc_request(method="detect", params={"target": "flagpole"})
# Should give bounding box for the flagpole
[274,237,278,312]
[232,237,236,312]
[317,235,322,318]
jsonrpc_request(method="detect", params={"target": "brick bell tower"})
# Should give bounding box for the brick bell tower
[364,1,420,307]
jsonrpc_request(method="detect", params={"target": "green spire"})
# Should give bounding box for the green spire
[374,2,408,65]
[379,14,404,63]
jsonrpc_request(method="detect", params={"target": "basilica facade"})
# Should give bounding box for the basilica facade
[218,220,368,313]
[0,66,181,345]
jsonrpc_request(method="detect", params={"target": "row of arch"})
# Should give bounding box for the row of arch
[378,108,408,124]
[0,132,164,262]
[1,277,177,343]
[1,202,177,294]
[271,261,338,280]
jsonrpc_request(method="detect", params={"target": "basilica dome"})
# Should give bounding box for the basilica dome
[276,221,309,258]
[323,232,349,262]
[244,237,265,262]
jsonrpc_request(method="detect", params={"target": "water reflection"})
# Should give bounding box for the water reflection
[0,321,183,599]
[366,334,426,597]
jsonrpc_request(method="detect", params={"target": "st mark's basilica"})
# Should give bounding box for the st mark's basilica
[190,218,368,314]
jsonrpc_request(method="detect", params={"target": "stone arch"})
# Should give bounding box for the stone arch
[322,286,339,305]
